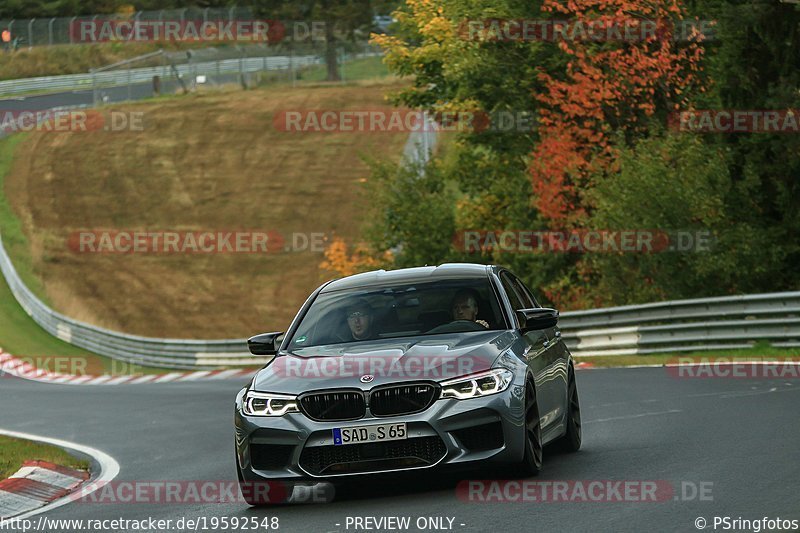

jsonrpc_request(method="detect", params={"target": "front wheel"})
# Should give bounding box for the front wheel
[555,365,581,452]
[518,379,543,476]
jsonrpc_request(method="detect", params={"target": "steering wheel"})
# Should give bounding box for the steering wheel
[427,320,488,334]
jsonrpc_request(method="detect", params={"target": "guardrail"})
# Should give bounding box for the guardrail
[0,235,258,369]
[0,54,321,97]
[560,292,800,356]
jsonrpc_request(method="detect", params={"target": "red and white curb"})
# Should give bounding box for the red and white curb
[0,461,88,519]
[0,350,257,385]
[0,429,120,520]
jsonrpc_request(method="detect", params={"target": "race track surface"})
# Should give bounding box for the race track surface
[1,367,798,533]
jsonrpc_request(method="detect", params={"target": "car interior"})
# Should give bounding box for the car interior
[290,283,507,348]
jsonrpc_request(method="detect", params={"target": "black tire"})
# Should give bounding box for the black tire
[518,378,543,476]
[555,365,582,452]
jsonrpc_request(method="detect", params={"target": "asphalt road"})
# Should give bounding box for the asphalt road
[0,73,244,115]
[1,368,798,533]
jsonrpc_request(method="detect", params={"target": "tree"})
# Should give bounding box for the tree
[370,0,567,291]
[530,0,706,227]
[253,0,378,81]
[582,132,773,304]
[367,0,798,308]
[684,0,800,290]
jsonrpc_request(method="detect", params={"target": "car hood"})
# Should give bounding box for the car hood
[252,330,515,394]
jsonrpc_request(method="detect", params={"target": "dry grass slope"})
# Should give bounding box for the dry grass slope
[4,81,408,338]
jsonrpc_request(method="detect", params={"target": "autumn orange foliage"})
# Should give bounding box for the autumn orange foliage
[320,237,391,278]
[531,0,706,225]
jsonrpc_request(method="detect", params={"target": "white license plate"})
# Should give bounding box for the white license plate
[333,422,407,446]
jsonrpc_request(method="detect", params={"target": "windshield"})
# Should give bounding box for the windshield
[287,278,507,349]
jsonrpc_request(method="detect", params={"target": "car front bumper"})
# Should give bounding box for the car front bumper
[234,382,527,483]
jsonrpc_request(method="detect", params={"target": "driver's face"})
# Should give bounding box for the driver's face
[452,297,478,321]
[347,310,372,339]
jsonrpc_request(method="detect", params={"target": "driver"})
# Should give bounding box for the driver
[451,290,489,329]
[344,299,375,341]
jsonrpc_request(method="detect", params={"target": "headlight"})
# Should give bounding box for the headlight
[440,368,514,400]
[242,391,299,416]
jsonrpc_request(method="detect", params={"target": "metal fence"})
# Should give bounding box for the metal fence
[1,7,391,50]
[0,42,382,98]
[403,112,438,169]
[1,7,258,49]
[0,52,321,97]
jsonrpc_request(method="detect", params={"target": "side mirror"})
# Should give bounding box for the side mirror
[247,331,284,356]
[516,308,558,333]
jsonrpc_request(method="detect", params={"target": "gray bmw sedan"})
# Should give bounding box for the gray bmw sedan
[234,264,581,504]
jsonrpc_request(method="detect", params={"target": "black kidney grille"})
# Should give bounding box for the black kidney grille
[369,383,439,416]
[300,391,366,421]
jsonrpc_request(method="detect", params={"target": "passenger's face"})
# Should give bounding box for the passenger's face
[453,296,478,321]
[347,310,371,339]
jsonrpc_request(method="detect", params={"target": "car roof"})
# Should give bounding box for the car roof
[321,263,496,293]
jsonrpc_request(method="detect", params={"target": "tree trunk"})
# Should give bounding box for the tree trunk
[325,21,340,81]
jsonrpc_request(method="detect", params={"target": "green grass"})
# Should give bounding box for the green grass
[0,435,90,480]
[0,134,48,302]
[575,342,800,367]
[0,268,164,375]
[287,56,390,84]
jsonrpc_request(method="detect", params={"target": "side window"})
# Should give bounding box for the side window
[499,272,526,312]
[510,274,539,308]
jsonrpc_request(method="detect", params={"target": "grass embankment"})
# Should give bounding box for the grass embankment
[0,131,166,374]
[2,79,409,340]
[0,42,204,82]
[0,435,90,480]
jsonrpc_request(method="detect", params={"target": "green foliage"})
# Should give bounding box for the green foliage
[365,158,456,268]
[584,132,783,304]
[368,0,566,298]
[368,0,799,308]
